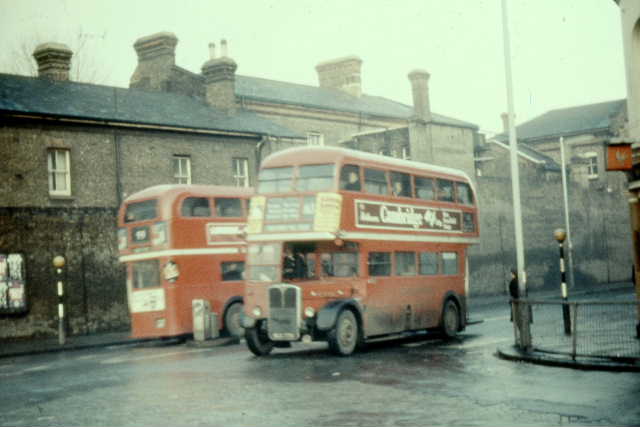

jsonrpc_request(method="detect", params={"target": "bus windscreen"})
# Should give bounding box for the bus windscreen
[125,199,158,223]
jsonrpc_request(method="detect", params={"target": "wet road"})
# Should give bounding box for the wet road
[1,301,638,427]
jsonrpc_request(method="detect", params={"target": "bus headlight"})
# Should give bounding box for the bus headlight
[304,306,315,318]
[252,306,262,317]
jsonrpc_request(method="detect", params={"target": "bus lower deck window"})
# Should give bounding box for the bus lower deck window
[442,252,458,275]
[368,252,391,276]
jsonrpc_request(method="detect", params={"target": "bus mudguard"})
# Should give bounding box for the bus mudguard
[316,299,363,331]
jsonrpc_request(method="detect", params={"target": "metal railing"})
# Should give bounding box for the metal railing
[512,299,640,362]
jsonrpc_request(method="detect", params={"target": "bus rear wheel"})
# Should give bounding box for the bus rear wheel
[245,321,274,356]
[223,302,244,338]
[441,299,460,339]
[328,309,359,356]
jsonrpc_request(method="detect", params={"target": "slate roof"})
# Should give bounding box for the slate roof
[235,75,478,130]
[0,73,302,139]
[488,139,561,172]
[497,99,626,143]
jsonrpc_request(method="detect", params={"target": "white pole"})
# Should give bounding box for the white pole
[501,0,526,294]
[559,137,575,289]
[501,0,530,350]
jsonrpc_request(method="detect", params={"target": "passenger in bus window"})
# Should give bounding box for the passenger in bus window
[222,261,244,281]
[293,252,307,279]
[320,253,334,276]
[340,165,361,191]
[391,172,411,197]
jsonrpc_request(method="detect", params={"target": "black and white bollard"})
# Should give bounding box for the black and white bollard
[554,229,571,335]
[53,256,66,345]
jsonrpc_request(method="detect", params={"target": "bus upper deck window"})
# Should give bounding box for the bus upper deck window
[414,177,435,200]
[258,167,293,193]
[390,172,411,197]
[456,182,474,205]
[340,164,361,192]
[364,168,388,195]
[181,197,211,217]
[298,164,335,192]
[437,179,454,202]
[216,198,242,217]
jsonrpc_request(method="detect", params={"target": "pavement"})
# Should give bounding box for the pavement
[1,281,637,372]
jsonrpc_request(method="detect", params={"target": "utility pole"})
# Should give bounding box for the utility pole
[559,137,576,289]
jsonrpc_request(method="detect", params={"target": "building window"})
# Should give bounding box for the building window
[584,152,598,179]
[232,157,249,187]
[47,148,71,196]
[401,146,410,160]
[307,132,324,146]
[173,155,191,184]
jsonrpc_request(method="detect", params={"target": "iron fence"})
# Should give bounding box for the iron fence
[513,299,640,361]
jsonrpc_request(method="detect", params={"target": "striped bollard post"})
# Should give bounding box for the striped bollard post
[53,256,66,345]
[554,229,571,335]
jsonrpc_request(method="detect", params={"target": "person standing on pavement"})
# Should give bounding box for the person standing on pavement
[509,268,518,322]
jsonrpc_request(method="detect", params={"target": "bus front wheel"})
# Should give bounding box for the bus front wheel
[245,321,274,356]
[441,299,460,339]
[328,309,359,356]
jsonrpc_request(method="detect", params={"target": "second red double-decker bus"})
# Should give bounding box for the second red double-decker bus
[241,146,479,356]
[118,184,253,339]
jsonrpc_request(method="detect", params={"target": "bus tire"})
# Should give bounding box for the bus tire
[328,309,359,356]
[245,321,274,356]
[441,299,460,339]
[223,302,244,338]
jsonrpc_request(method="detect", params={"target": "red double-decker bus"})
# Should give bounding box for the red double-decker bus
[118,185,253,339]
[241,146,479,356]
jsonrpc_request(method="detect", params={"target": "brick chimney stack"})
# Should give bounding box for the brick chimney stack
[33,43,73,81]
[201,39,237,114]
[130,32,178,90]
[315,56,362,97]
[407,69,432,122]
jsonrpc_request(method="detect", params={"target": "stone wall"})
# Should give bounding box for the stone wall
[469,166,632,296]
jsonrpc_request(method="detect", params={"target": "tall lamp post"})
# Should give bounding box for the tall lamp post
[501,0,530,350]
[553,229,571,335]
[53,255,66,345]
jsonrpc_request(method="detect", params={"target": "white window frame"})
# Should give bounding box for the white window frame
[306,132,324,146]
[47,148,71,196]
[173,155,191,184]
[232,157,249,188]
[584,152,598,179]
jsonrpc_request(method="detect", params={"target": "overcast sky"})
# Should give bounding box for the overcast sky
[0,0,627,135]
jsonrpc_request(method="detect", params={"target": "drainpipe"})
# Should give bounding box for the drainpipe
[255,134,271,176]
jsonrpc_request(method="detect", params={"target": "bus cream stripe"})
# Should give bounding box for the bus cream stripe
[247,232,336,242]
[342,232,479,244]
[119,247,241,262]
[246,231,478,245]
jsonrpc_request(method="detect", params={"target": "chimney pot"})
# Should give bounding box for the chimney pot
[33,42,73,81]
[221,39,228,57]
[209,42,216,60]
[501,112,510,134]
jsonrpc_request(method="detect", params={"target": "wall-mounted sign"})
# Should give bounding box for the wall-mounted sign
[0,253,27,313]
[606,144,633,171]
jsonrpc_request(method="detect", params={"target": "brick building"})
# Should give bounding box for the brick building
[0,41,300,339]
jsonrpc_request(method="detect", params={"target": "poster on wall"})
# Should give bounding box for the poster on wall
[0,253,27,313]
